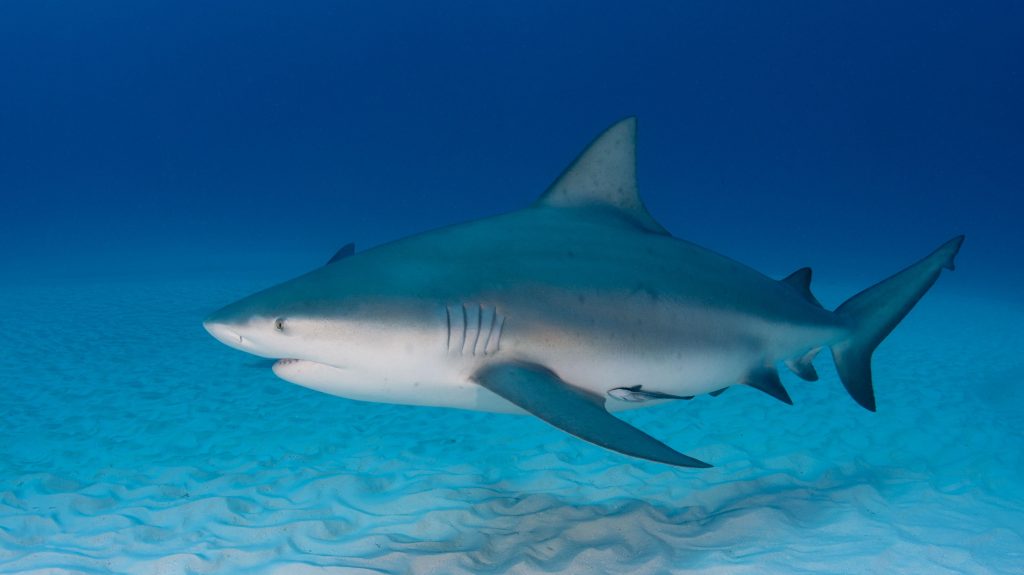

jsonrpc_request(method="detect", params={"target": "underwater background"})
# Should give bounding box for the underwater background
[1,1,1021,573]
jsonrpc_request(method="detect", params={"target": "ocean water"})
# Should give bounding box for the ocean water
[1,1,1022,574]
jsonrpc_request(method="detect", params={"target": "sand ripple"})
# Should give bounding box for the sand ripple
[0,280,1021,574]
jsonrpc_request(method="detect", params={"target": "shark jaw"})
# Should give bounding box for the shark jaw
[271,357,343,384]
[204,117,963,468]
[269,356,528,414]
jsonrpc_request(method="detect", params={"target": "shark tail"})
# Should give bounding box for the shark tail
[831,235,964,411]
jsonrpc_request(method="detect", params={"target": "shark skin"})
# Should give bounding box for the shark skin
[205,117,963,468]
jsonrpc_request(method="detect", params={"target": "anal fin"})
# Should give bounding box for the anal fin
[473,362,711,468]
[785,348,821,382]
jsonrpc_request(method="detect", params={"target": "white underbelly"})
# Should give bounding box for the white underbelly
[544,351,755,398]
[272,358,523,413]
[270,348,747,414]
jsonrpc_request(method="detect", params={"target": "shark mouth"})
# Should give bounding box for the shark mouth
[272,358,347,371]
[271,358,351,392]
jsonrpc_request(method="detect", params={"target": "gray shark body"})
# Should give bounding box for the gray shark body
[205,118,962,468]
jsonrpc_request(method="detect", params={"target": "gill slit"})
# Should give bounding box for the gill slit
[480,308,494,355]
[447,303,505,356]
[445,305,452,353]
[493,314,505,353]
[458,304,468,355]
[470,304,483,355]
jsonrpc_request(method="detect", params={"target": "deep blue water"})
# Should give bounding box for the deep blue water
[2,1,1021,291]
[1,2,1022,573]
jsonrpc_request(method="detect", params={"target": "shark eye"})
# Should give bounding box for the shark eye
[274,318,287,332]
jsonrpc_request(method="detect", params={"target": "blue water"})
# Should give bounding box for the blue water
[1,2,1022,573]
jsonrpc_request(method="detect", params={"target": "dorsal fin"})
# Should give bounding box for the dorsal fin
[326,242,355,265]
[780,267,823,308]
[536,117,669,235]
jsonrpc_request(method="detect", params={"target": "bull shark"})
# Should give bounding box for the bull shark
[204,118,963,468]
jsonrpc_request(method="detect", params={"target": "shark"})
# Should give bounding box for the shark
[204,118,963,468]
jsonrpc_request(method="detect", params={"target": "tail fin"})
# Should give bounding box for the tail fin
[831,235,964,411]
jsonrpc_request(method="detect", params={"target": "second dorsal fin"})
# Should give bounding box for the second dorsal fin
[326,243,355,265]
[780,267,823,308]
[536,117,669,235]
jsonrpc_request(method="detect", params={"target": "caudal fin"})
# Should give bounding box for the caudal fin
[831,235,964,411]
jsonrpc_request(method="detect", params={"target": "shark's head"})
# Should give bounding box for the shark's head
[203,259,444,374]
[203,270,340,362]
[203,288,317,362]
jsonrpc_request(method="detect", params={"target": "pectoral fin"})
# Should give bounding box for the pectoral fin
[472,362,711,468]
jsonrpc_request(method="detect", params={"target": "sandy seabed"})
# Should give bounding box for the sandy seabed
[0,274,1021,574]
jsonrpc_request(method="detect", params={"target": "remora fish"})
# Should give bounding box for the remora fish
[204,118,963,468]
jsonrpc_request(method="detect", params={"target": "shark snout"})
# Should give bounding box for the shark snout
[203,318,247,350]
[203,310,284,358]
